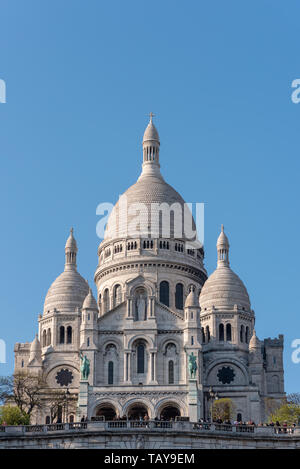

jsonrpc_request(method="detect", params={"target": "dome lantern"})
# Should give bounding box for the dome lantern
[140,113,161,179]
[65,227,78,271]
[217,224,230,268]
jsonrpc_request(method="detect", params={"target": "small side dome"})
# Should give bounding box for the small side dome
[29,334,42,362]
[30,334,41,353]
[185,286,199,308]
[82,288,98,310]
[249,329,261,349]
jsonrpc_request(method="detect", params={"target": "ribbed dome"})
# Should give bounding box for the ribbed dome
[200,267,250,311]
[104,173,193,240]
[82,288,98,310]
[200,226,250,311]
[44,230,89,314]
[104,116,197,241]
[44,270,89,314]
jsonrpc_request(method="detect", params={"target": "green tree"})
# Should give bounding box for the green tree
[212,398,236,422]
[0,406,30,425]
[269,403,300,426]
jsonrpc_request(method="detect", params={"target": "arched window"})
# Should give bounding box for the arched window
[69,415,74,423]
[87,337,90,347]
[237,413,242,422]
[21,360,24,368]
[103,289,109,313]
[206,326,210,342]
[240,325,244,343]
[175,283,184,310]
[226,323,232,341]
[59,326,65,344]
[201,327,205,344]
[114,284,122,307]
[42,330,47,347]
[108,361,114,385]
[219,323,224,342]
[160,281,169,307]
[168,360,174,384]
[46,329,51,346]
[67,326,72,344]
[245,327,249,344]
[137,344,145,374]
[45,416,51,425]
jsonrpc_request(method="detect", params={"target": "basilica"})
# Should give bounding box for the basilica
[14,116,285,424]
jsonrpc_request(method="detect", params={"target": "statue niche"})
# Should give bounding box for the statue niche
[134,289,147,321]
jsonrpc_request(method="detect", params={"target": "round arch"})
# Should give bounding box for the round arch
[92,399,122,420]
[127,334,154,350]
[205,358,250,386]
[155,399,186,420]
[123,398,154,419]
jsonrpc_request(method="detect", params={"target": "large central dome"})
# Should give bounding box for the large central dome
[104,116,197,243]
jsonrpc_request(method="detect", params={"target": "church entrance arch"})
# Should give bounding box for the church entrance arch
[159,404,181,421]
[127,403,149,420]
[95,403,117,421]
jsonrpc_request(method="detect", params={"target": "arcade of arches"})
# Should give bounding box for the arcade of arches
[95,403,181,421]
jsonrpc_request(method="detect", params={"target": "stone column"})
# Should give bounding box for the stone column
[188,378,200,422]
[77,381,89,421]
[150,351,157,383]
[124,350,132,383]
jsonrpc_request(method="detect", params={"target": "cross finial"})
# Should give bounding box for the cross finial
[221,224,224,232]
[149,112,155,123]
[70,227,74,236]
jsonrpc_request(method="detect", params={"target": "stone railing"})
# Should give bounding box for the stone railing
[0,421,298,437]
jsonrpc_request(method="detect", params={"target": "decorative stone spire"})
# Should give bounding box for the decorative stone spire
[249,329,261,350]
[217,224,230,268]
[140,113,162,179]
[29,334,42,363]
[185,285,199,308]
[65,227,78,271]
[82,288,98,311]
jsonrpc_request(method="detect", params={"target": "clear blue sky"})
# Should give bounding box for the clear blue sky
[0,0,299,393]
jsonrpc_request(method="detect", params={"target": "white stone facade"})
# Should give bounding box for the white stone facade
[14,117,285,425]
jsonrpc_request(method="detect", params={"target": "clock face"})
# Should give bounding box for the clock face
[55,369,74,387]
[217,366,235,385]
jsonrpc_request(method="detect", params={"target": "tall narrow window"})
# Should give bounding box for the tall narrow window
[175,283,184,310]
[245,327,249,344]
[47,329,51,346]
[201,327,205,344]
[137,344,145,373]
[42,330,47,347]
[108,361,114,385]
[168,360,174,384]
[104,289,109,313]
[114,285,122,307]
[219,323,224,342]
[206,326,210,342]
[59,326,65,344]
[160,281,169,307]
[226,324,232,341]
[240,325,244,343]
[67,326,72,344]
